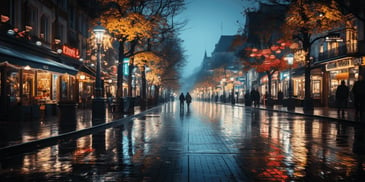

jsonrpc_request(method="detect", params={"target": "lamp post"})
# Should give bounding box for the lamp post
[92,22,106,121]
[286,53,295,111]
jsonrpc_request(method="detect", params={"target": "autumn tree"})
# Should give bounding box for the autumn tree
[157,35,186,92]
[96,0,185,102]
[243,41,294,103]
[134,33,185,104]
[133,52,162,105]
[282,0,346,110]
[236,2,288,106]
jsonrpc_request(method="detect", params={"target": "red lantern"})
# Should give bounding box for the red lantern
[270,45,279,51]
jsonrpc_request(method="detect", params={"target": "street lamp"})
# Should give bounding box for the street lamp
[286,53,295,111]
[92,22,106,121]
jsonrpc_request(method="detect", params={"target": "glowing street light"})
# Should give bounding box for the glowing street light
[92,22,106,121]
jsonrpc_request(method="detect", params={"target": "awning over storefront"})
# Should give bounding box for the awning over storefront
[79,64,96,78]
[0,45,78,75]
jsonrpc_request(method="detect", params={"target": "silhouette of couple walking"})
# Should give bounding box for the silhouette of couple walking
[179,92,192,110]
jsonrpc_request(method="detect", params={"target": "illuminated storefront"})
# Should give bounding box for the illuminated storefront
[0,44,78,118]
[324,57,364,107]
[259,72,279,101]
[281,67,323,106]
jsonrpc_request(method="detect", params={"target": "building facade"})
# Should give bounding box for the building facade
[0,0,98,119]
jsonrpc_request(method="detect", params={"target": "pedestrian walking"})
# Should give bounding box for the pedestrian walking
[244,91,252,106]
[278,90,283,105]
[251,89,260,107]
[179,92,185,108]
[185,92,192,110]
[335,80,349,116]
[352,75,365,121]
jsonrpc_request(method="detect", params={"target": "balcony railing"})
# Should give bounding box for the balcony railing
[317,44,358,62]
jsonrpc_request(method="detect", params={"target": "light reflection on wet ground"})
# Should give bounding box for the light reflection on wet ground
[0,109,123,148]
[1,101,365,181]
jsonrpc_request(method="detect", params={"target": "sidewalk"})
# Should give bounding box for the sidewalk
[233,103,359,123]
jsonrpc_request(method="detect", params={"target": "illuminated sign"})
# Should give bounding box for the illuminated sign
[326,58,354,71]
[123,58,129,76]
[62,45,80,59]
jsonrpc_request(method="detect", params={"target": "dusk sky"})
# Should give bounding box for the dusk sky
[178,0,246,77]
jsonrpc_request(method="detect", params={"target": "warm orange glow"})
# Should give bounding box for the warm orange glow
[335,72,349,80]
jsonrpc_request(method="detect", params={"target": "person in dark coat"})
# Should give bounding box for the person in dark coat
[244,91,252,106]
[251,89,260,107]
[278,90,284,105]
[185,92,192,109]
[352,75,365,121]
[335,80,349,116]
[179,92,185,108]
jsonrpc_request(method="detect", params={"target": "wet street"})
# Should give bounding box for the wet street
[1,101,365,181]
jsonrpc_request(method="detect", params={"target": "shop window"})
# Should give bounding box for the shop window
[7,70,20,104]
[25,4,38,33]
[346,21,357,53]
[51,74,59,101]
[60,75,76,101]
[69,76,76,101]
[36,71,51,102]
[271,83,276,97]
[22,70,35,105]
[312,80,321,98]
[40,15,50,43]
[60,75,69,101]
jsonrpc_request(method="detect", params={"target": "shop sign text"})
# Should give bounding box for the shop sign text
[326,59,353,71]
[62,45,80,59]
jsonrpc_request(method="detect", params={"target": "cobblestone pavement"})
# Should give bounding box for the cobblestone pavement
[1,101,365,181]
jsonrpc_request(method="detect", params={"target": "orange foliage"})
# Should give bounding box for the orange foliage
[283,0,345,39]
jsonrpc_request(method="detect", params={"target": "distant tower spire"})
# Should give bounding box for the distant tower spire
[204,50,207,59]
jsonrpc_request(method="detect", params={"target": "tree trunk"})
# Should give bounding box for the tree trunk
[117,41,125,113]
[148,85,152,98]
[117,41,125,98]
[128,57,134,97]
[303,34,314,111]
[141,64,146,107]
[155,85,160,103]
[304,54,311,100]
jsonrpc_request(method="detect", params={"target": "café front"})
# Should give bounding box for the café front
[324,57,363,107]
[0,44,78,120]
